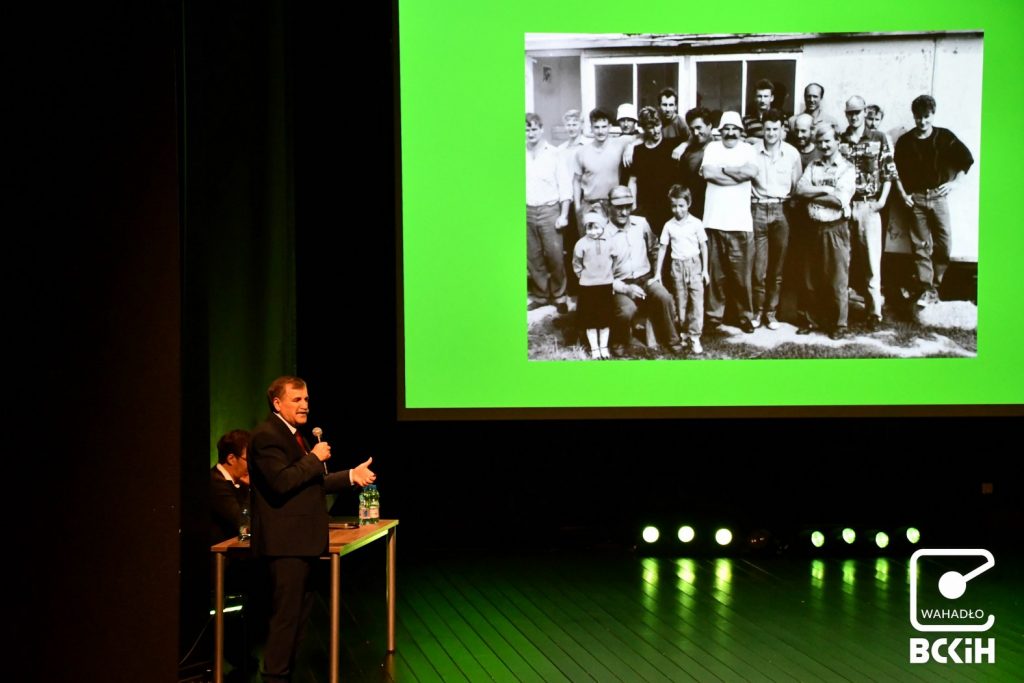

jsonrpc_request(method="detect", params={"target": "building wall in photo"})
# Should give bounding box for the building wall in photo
[528,56,583,145]
[800,34,981,261]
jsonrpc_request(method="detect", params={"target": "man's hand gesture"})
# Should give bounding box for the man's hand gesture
[352,457,376,486]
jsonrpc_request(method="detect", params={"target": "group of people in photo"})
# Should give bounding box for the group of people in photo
[526,80,974,359]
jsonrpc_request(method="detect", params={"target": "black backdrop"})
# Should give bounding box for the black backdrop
[22,2,183,681]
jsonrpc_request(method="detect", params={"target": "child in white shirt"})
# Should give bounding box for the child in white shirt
[652,185,709,353]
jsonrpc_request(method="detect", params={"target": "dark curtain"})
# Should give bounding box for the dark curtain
[180,0,298,670]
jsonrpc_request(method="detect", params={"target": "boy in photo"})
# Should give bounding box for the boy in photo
[652,185,709,354]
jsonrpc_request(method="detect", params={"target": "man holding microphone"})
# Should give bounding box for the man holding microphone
[249,375,375,682]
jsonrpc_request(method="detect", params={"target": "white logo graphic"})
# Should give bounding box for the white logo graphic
[910,549,995,632]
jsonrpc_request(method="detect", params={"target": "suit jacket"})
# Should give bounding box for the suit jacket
[249,413,353,557]
[210,465,250,543]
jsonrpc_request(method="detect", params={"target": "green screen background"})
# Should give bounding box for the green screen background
[398,1,1023,409]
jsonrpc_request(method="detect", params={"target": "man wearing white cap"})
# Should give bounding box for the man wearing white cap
[615,103,641,186]
[616,103,640,137]
[700,111,759,333]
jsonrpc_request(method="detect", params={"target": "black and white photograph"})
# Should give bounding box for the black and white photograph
[526,31,981,361]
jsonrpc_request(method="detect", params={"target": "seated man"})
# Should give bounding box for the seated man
[211,428,250,543]
[210,428,262,675]
[606,185,684,355]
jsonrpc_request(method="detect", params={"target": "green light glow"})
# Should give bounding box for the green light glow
[875,531,890,548]
[676,558,696,585]
[875,558,890,583]
[642,526,660,543]
[906,527,921,544]
[842,528,856,544]
[209,605,243,615]
[715,528,733,546]
[715,559,732,583]
[714,559,733,604]
[640,558,658,610]
[641,557,659,585]
[809,559,825,608]
[842,559,856,586]
[811,531,825,548]
[677,525,695,543]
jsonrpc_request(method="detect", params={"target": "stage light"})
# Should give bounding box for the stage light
[642,526,660,543]
[875,531,890,549]
[842,528,856,544]
[677,525,695,543]
[715,528,733,546]
[811,531,825,548]
[906,527,921,544]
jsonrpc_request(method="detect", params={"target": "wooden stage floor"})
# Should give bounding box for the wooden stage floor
[218,548,1023,682]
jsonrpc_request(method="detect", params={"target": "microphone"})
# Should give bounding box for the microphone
[312,427,327,474]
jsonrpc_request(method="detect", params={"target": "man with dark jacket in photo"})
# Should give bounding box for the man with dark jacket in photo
[894,94,974,307]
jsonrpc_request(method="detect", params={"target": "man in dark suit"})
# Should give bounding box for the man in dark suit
[249,375,375,682]
[210,429,251,543]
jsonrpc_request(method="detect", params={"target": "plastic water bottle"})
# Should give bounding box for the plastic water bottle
[366,484,380,523]
[358,489,371,526]
[238,506,251,541]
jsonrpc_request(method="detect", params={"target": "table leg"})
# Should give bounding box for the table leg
[214,552,225,683]
[387,527,397,653]
[330,553,340,683]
